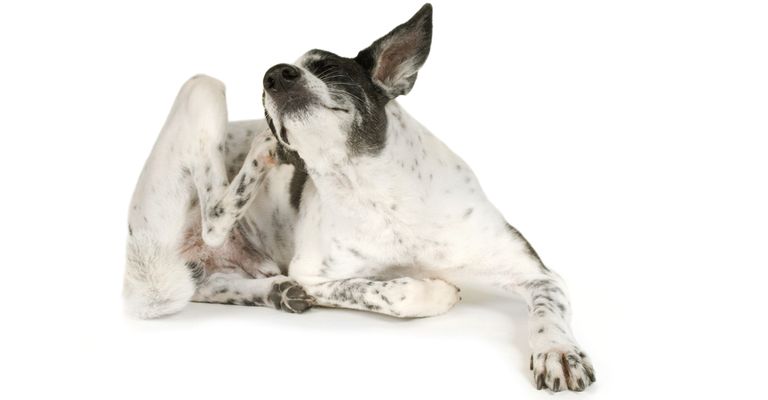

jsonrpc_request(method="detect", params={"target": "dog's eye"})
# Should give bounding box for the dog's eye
[313,60,338,77]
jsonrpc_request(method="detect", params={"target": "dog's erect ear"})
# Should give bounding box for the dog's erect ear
[355,3,432,99]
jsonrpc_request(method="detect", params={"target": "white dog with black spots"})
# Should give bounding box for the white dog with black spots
[123,4,595,392]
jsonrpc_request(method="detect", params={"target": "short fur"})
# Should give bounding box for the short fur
[123,3,594,392]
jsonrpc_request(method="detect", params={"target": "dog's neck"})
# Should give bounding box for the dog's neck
[303,101,431,205]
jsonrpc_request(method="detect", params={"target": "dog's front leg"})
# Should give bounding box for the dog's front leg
[302,277,460,318]
[492,226,596,392]
[192,272,314,313]
[515,273,595,392]
[186,116,277,248]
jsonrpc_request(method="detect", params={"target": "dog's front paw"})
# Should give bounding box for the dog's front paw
[531,345,595,392]
[268,279,315,313]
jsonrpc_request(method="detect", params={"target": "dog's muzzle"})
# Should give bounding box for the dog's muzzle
[263,63,317,115]
[264,64,315,115]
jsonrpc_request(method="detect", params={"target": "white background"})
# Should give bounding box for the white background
[1,1,766,399]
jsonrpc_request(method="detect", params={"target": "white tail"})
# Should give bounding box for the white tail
[123,232,196,319]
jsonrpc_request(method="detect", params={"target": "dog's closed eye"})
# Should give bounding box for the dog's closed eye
[311,60,340,79]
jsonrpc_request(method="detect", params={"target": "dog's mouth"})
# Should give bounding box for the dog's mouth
[266,91,350,116]
[268,91,317,116]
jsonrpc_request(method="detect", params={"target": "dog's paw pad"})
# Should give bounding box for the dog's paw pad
[268,280,315,313]
[531,347,595,392]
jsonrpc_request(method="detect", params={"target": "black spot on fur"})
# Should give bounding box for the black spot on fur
[289,164,308,210]
[209,205,224,219]
[347,247,365,259]
[236,174,247,195]
[235,195,250,209]
[185,261,205,285]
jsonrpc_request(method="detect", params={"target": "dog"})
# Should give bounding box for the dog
[123,4,595,392]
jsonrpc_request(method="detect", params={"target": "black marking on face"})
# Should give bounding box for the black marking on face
[266,105,308,176]
[279,126,289,143]
[301,49,390,156]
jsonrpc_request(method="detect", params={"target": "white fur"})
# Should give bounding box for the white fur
[126,71,594,391]
[124,11,594,389]
[123,231,195,319]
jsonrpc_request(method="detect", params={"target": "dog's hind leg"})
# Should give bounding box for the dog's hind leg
[124,75,275,319]
[302,277,460,318]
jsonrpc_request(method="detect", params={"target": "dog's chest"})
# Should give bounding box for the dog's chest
[319,200,446,276]
[300,166,485,278]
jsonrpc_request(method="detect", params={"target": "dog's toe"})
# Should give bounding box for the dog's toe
[531,346,595,392]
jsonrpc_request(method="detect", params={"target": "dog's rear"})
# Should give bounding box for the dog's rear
[124,230,197,318]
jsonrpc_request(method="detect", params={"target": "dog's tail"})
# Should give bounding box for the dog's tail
[123,232,197,319]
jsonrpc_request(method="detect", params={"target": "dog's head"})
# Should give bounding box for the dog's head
[263,3,432,163]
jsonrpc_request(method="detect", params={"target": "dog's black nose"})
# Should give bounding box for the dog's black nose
[264,64,301,92]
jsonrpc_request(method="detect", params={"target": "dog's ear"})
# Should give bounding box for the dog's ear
[355,3,432,99]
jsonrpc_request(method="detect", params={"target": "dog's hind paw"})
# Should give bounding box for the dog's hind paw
[531,345,595,392]
[268,279,315,313]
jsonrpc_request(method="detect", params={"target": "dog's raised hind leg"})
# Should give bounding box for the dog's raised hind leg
[124,75,277,318]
